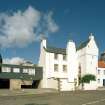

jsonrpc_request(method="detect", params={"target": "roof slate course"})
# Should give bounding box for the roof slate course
[44,39,90,54]
[44,46,66,54]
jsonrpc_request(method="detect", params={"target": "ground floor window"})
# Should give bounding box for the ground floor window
[98,79,100,83]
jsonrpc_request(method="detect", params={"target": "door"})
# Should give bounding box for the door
[103,79,105,86]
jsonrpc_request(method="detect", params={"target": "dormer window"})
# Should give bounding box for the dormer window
[54,53,58,59]
[63,54,66,60]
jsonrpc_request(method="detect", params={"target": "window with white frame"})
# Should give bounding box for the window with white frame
[23,69,28,73]
[98,69,100,75]
[13,68,20,73]
[63,65,67,72]
[2,67,11,72]
[98,79,100,83]
[104,70,105,75]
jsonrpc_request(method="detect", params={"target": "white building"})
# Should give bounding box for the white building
[39,33,99,91]
[97,60,105,87]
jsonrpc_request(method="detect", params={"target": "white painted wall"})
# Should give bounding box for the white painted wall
[84,81,98,90]
[77,48,87,76]
[85,37,98,75]
[60,79,75,91]
[78,35,98,90]
[47,78,58,89]
[38,39,48,88]
[77,35,98,77]
[67,40,78,83]
[97,67,105,87]
[46,52,68,78]
[39,34,99,91]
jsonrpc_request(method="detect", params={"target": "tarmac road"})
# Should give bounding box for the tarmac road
[0,90,105,105]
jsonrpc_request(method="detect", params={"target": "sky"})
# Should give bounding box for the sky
[0,0,105,64]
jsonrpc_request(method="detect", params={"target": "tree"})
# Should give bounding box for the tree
[81,74,96,83]
[80,74,96,89]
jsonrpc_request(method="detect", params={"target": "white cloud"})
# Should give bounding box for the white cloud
[46,11,59,33]
[0,6,59,48]
[3,57,25,65]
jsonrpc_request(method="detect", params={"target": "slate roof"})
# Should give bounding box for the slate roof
[76,39,90,51]
[44,39,90,54]
[44,46,66,54]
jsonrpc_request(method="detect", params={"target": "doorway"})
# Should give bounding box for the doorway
[103,79,105,86]
[21,80,40,89]
[0,79,10,89]
[32,80,40,88]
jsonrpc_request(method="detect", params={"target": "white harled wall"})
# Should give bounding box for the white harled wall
[97,67,105,87]
[67,40,78,83]
[77,48,87,76]
[39,34,99,91]
[38,39,47,88]
[77,35,98,90]
[85,36,98,75]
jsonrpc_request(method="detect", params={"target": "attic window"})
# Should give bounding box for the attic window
[63,54,66,60]
[54,53,58,59]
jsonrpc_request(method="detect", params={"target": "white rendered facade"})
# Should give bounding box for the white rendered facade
[97,60,105,87]
[39,34,99,91]
[97,67,105,87]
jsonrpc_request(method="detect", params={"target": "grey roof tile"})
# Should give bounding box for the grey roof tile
[44,46,66,54]
[76,39,90,51]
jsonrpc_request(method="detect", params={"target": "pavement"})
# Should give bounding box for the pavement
[0,88,105,97]
[1,90,105,105]
[0,88,58,96]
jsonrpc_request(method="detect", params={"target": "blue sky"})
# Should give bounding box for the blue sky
[0,0,105,63]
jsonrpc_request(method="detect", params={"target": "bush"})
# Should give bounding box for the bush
[81,74,96,83]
